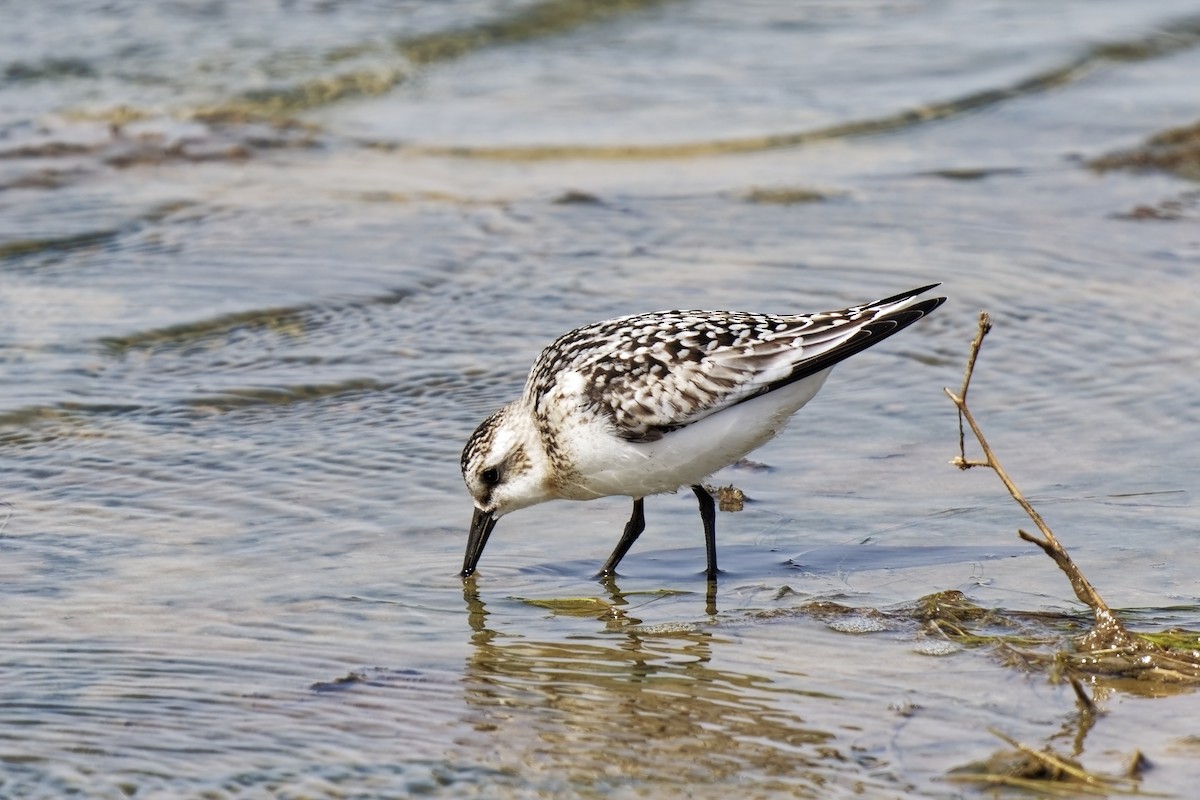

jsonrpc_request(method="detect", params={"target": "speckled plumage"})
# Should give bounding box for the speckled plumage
[460,284,946,579]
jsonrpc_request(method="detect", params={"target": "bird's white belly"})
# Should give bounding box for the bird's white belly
[563,368,833,499]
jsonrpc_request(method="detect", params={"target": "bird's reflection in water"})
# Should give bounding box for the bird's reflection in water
[458,582,844,796]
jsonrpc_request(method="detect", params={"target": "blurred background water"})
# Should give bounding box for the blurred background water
[2,1,1199,797]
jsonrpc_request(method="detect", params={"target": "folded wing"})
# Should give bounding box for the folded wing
[529,284,945,442]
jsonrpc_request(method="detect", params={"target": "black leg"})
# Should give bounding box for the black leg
[598,497,645,577]
[691,485,719,579]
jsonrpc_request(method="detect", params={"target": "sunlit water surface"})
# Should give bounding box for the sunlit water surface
[2,1,1199,797]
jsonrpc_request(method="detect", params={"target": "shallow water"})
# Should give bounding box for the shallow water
[2,1,1199,797]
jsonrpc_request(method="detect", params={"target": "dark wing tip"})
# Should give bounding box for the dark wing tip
[892,294,947,319]
[841,293,946,352]
[759,289,945,396]
[866,282,943,310]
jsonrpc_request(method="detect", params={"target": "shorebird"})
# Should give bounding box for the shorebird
[460,283,945,579]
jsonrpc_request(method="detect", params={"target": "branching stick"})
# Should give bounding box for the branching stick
[944,312,1148,652]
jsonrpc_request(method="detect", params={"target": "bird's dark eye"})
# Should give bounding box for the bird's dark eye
[481,467,501,486]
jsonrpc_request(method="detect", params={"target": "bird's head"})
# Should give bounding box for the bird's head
[459,404,552,577]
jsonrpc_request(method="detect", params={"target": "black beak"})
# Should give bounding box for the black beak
[461,507,498,578]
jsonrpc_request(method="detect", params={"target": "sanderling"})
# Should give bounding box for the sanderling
[460,283,945,580]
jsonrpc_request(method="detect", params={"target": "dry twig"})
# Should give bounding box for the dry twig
[943,312,1149,652]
